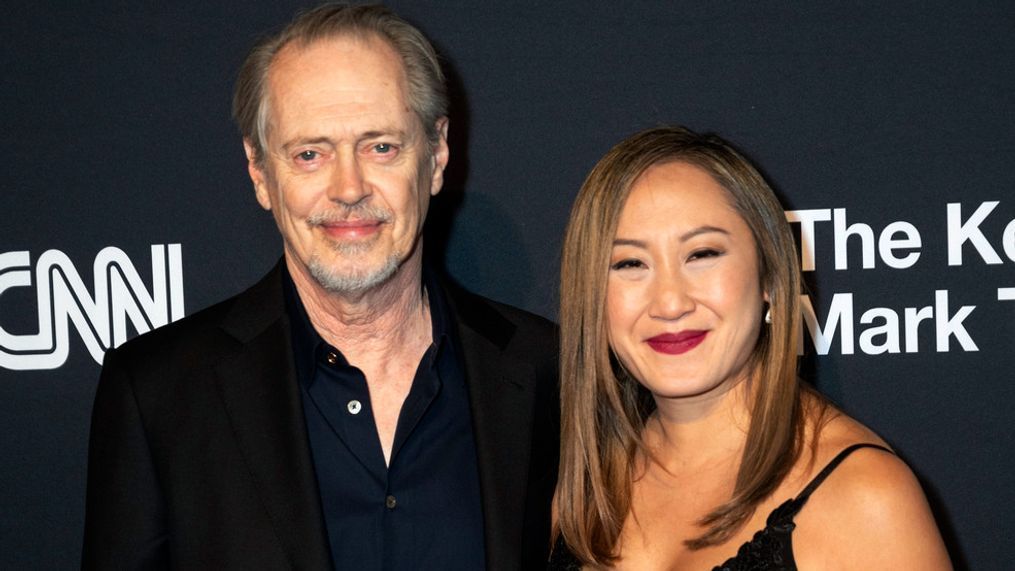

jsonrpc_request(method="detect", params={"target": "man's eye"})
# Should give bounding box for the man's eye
[611,259,644,270]
[373,143,392,153]
[296,150,318,161]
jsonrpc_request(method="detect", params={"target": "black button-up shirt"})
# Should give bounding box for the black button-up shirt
[284,270,486,570]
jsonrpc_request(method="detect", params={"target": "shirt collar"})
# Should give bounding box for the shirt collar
[283,267,453,388]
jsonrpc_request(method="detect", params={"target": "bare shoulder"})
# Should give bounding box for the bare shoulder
[792,411,953,570]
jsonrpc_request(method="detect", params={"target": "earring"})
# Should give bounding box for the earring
[764,307,772,324]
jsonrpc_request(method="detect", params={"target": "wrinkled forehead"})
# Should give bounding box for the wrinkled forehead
[262,33,415,131]
[273,29,401,73]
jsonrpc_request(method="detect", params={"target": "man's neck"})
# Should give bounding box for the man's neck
[285,250,432,367]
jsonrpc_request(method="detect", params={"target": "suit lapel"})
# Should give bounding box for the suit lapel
[210,266,546,569]
[449,289,540,570]
[213,264,332,570]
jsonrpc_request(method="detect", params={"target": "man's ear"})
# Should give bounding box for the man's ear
[429,117,450,197]
[244,138,272,211]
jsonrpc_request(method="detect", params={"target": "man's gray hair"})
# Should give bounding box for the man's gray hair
[232,3,448,165]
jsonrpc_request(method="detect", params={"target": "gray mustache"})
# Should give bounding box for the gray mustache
[306,203,393,226]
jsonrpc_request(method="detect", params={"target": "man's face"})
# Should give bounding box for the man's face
[246,35,448,295]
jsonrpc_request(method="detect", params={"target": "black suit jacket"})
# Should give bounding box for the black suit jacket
[82,263,559,570]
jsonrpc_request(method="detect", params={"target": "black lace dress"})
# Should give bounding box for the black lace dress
[548,443,891,570]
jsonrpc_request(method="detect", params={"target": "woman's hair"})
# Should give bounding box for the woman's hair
[556,126,805,564]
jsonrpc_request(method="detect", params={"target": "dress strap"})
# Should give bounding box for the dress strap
[795,442,893,504]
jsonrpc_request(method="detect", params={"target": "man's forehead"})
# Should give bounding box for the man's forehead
[264,34,417,136]
[269,33,406,89]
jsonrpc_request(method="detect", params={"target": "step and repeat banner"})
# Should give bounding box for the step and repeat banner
[2,3,1011,569]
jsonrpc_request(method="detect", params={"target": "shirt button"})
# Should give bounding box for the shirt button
[347,400,362,415]
[385,495,397,509]
[326,352,338,365]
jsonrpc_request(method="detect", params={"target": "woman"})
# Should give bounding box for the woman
[550,126,951,569]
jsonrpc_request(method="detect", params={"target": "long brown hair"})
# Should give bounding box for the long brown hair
[556,126,805,564]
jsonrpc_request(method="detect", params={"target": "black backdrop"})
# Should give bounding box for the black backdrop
[2,3,1013,569]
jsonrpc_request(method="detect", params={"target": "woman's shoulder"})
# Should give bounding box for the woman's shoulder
[806,414,918,525]
[789,409,952,569]
[806,408,892,472]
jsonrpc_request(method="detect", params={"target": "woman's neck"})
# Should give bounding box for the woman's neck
[643,374,755,474]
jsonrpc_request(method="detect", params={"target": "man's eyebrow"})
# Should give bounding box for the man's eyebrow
[279,129,410,152]
[281,137,333,152]
[360,129,408,140]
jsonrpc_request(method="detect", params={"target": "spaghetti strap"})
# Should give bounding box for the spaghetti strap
[795,442,893,503]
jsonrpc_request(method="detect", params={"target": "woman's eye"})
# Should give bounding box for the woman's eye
[611,259,644,270]
[688,249,722,261]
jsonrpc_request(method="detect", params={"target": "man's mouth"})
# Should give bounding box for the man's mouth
[319,219,383,240]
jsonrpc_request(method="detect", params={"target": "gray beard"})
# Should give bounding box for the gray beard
[304,204,400,294]
[307,246,400,294]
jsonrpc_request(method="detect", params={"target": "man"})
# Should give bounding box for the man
[82,4,558,570]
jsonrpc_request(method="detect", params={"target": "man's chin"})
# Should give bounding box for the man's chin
[326,238,380,256]
[307,256,400,295]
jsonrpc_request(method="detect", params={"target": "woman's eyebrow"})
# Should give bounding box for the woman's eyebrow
[612,238,647,248]
[680,225,729,241]
[612,226,729,248]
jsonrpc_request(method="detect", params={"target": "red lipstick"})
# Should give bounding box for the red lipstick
[646,330,708,355]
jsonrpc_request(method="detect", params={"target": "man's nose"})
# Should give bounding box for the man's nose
[648,270,695,321]
[326,150,369,205]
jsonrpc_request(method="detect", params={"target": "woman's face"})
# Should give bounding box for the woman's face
[606,161,767,403]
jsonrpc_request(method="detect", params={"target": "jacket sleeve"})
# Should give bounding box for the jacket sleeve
[81,347,169,570]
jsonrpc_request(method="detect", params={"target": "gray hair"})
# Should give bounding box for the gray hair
[232,3,448,165]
